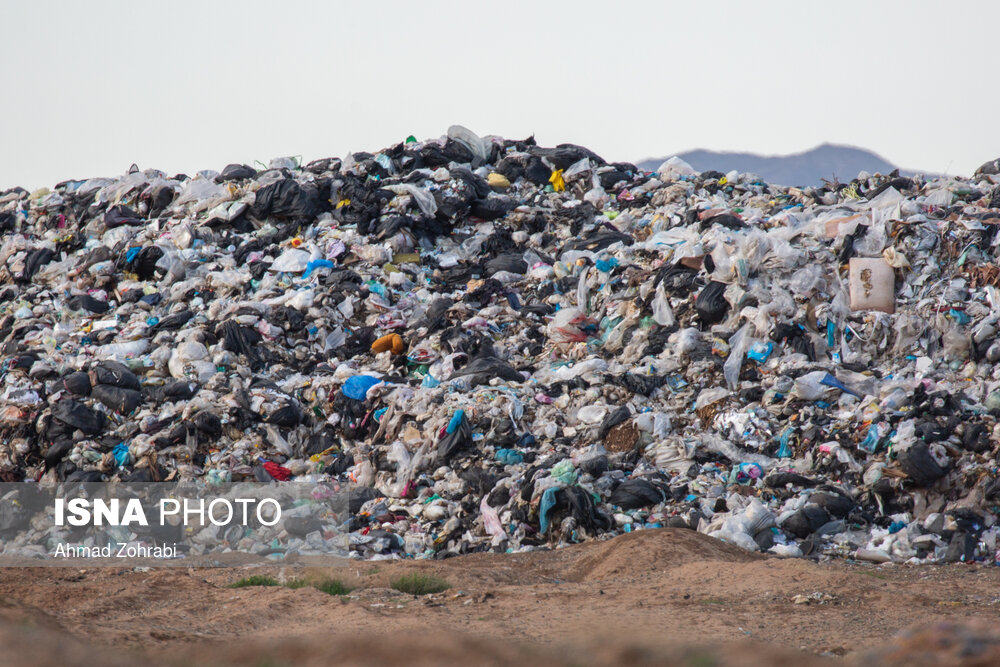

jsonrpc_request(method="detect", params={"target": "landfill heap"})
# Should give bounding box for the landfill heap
[4,128,1000,564]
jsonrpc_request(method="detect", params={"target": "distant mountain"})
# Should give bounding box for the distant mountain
[637,144,902,186]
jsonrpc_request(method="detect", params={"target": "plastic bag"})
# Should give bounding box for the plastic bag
[652,284,675,327]
[576,266,590,311]
[656,156,697,180]
[723,323,753,390]
[792,370,833,401]
[436,410,472,463]
[343,375,382,401]
[547,308,597,343]
[447,125,489,165]
[788,264,827,295]
[695,387,730,411]
[608,479,667,510]
[51,400,105,435]
[696,281,730,324]
[270,249,311,273]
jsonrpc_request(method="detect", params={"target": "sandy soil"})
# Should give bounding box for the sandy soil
[1,528,1000,666]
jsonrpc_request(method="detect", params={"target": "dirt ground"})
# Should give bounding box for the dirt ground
[1,528,1000,666]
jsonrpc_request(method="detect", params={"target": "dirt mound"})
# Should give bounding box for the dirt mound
[11,611,1000,667]
[0,615,132,667]
[848,621,1000,667]
[186,632,828,667]
[566,527,758,583]
[2,530,1000,664]
[0,614,825,667]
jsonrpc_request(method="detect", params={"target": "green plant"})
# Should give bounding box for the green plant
[312,578,353,596]
[229,575,279,588]
[283,577,353,595]
[390,573,449,595]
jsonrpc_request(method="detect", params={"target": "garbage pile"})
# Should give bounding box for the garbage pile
[4,126,1000,564]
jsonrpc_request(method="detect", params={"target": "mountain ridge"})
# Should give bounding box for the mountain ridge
[637,143,916,186]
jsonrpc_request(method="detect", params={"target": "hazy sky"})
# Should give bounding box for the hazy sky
[2,1,997,190]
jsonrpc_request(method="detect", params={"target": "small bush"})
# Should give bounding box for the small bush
[229,575,279,588]
[283,577,352,595]
[313,578,353,596]
[390,573,449,595]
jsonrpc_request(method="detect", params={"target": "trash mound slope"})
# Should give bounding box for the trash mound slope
[4,128,1000,564]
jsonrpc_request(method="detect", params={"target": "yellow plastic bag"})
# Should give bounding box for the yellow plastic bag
[549,169,565,192]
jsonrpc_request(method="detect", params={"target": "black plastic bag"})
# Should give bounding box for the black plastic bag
[450,354,522,387]
[91,384,142,414]
[808,491,854,518]
[549,486,613,533]
[349,486,380,514]
[304,430,338,456]
[464,279,506,307]
[19,248,54,283]
[772,323,816,361]
[192,411,222,437]
[266,402,302,427]
[528,144,606,169]
[217,320,263,366]
[91,361,140,390]
[780,504,830,538]
[484,253,527,275]
[523,156,551,185]
[608,478,666,509]
[700,213,746,231]
[866,177,913,200]
[415,297,453,332]
[494,155,525,183]
[152,309,193,331]
[305,157,341,174]
[66,294,110,314]
[598,406,631,440]
[436,412,472,464]
[695,281,729,325]
[440,138,475,164]
[838,224,868,263]
[598,168,630,189]
[62,469,104,483]
[62,371,92,396]
[609,373,664,396]
[471,197,515,221]
[215,163,257,182]
[251,178,320,221]
[40,439,74,477]
[0,212,16,233]
[449,166,491,199]
[127,246,164,280]
[51,400,105,435]
[897,443,947,486]
[146,380,198,402]
[142,183,176,217]
[578,455,609,477]
[562,228,633,254]
[104,204,143,228]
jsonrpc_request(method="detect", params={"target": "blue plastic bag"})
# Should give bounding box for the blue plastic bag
[343,375,381,400]
[302,258,334,279]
